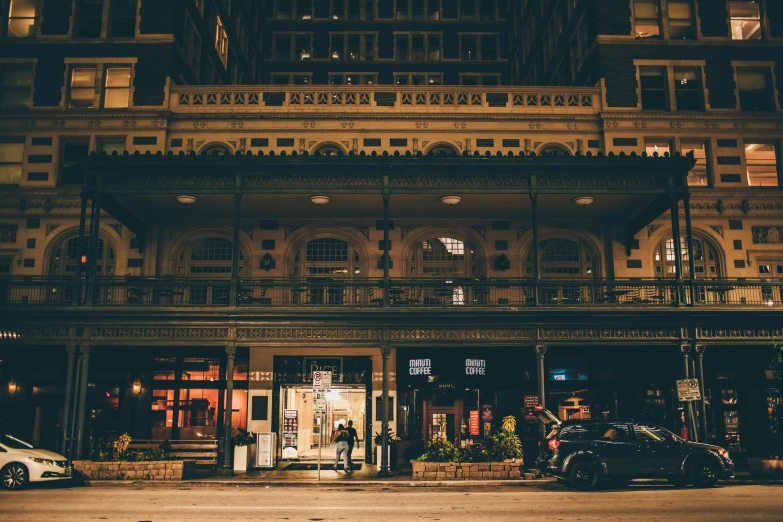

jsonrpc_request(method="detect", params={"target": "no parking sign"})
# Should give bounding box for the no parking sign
[312,371,332,393]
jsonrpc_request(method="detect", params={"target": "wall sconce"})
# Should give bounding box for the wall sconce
[131,379,142,395]
[8,379,18,395]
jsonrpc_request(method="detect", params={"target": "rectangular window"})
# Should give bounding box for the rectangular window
[729,0,761,40]
[745,142,779,187]
[396,0,409,20]
[297,0,313,19]
[412,35,425,61]
[461,35,477,61]
[75,0,105,38]
[0,66,33,109]
[639,67,668,110]
[0,138,24,185]
[645,139,672,157]
[69,67,97,108]
[681,139,710,187]
[395,35,409,60]
[274,35,292,60]
[103,67,131,108]
[673,67,703,111]
[109,0,137,37]
[481,35,498,61]
[276,0,292,19]
[329,73,377,85]
[215,16,229,68]
[295,35,311,60]
[634,0,661,38]
[427,35,440,61]
[7,0,40,37]
[737,67,773,112]
[365,34,375,60]
[331,34,344,59]
[460,0,476,20]
[668,0,694,39]
[347,34,361,60]
[98,138,126,155]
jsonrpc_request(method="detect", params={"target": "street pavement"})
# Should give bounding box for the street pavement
[2,482,783,521]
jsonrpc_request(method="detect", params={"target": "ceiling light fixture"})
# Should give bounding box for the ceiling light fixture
[573,195,595,206]
[176,195,198,204]
[310,195,332,205]
[440,195,463,205]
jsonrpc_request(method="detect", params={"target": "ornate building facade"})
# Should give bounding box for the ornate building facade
[0,0,782,475]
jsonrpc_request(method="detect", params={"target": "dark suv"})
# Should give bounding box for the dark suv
[526,408,734,490]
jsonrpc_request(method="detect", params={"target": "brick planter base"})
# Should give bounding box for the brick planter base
[748,458,783,478]
[411,460,522,480]
[73,460,195,481]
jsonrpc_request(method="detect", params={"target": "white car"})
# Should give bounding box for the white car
[1,434,72,490]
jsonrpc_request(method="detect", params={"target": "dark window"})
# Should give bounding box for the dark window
[132,136,157,145]
[492,221,510,230]
[60,140,89,185]
[277,138,295,146]
[109,0,137,37]
[30,137,52,146]
[364,138,381,147]
[613,138,638,147]
[26,238,36,248]
[25,218,40,229]
[734,260,746,268]
[640,67,668,110]
[558,424,598,441]
[251,138,269,147]
[667,0,694,39]
[733,240,742,250]
[476,139,494,147]
[390,138,407,147]
[75,0,104,38]
[259,220,278,230]
[170,139,183,147]
[502,139,520,148]
[728,219,743,230]
[673,67,702,111]
[261,240,276,250]
[627,260,642,268]
[737,68,773,112]
[495,240,508,251]
[717,139,738,148]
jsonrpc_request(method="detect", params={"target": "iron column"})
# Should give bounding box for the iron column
[218,345,237,476]
[73,345,91,459]
[61,343,78,456]
[378,343,392,477]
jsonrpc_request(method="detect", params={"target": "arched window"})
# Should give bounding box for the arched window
[175,237,246,276]
[525,238,596,278]
[653,236,720,278]
[291,237,361,277]
[539,144,572,157]
[200,143,232,156]
[49,235,115,276]
[408,237,480,277]
[426,143,459,156]
[312,143,345,156]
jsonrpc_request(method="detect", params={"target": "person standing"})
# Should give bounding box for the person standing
[332,423,350,471]
[345,420,360,470]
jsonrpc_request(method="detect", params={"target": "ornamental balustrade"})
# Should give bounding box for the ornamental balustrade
[0,277,780,308]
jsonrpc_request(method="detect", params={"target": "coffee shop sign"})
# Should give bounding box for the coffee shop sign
[465,359,486,375]
[409,359,431,375]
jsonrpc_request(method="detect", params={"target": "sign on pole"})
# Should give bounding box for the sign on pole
[315,396,327,415]
[676,378,702,401]
[312,371,332,393]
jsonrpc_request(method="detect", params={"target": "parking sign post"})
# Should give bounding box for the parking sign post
[313,372,332,480]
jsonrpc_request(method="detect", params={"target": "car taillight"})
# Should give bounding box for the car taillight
[548,439,561,451]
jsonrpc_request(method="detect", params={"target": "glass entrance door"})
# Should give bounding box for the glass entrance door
[280,385,366,461]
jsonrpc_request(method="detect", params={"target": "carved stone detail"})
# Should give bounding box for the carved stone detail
[470,226,486,240]
[401,226,420,240]
[284,226,301,239]
[45,224,61,237]
[708,225,724,238]
[241,226,254,239]
[109,224,123,237]
[517,226,531,239]
[354,226,369,239]
[647,224,662,238]
[751,226,783,244]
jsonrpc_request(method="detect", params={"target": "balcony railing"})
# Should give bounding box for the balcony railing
[0,278,781,308]
[170,85,601,114]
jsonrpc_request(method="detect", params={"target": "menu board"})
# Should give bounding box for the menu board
[283,409,298,449]
[469,410,480,436]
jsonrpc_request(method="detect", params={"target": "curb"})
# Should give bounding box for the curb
[83,478,557,488]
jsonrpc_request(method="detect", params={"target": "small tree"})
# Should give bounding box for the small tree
[486,415,524,462]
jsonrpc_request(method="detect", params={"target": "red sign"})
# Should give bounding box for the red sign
[524,395,540,408]
[481,404,493,422]
[469,410,479,436]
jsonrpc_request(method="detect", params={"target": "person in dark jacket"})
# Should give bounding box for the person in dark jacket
[345,420,360,470]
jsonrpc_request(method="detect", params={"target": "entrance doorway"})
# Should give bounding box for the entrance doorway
[280,385,366,461]
[420,390,467,447]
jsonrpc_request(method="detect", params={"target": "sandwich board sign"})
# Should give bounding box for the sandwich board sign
[312,371,332,393]
[676,379,702,401]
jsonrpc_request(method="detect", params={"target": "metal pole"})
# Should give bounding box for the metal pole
[74,192,88,305]
[535,344,546,407]
[530,193,541,305]
[61,343,78,456]
[670,193,684,306]
[683,193,696,306]
[378,344,391,477]
[230,193,242,306]
[382,185,390,308]
[680,343,692,441]
[73,345,91,459]
[695,344,709,442]
[317,411,322,481]
[218,345,236,476]
[86,190,102,306]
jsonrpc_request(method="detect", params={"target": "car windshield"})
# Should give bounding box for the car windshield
[0,434,34,449]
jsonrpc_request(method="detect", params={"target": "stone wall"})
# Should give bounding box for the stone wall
[411,460,522,480]
[73,460,194,481]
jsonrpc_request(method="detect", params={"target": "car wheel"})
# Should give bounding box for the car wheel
[689,460,719,488]
[2,463,29,490]
[569,461,601,491]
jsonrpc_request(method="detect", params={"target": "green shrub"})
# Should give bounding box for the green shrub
[458,443,489,463]
[485,415,524,461]
[417,438,459,462]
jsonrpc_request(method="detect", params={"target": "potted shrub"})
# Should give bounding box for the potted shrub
[232,428,257,472]
[374,427,397,470]
[486,416,524,464]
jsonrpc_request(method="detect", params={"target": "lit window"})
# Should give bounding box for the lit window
[639,67,668,110]
[0,139,24,185]
[729,0,761,40]
[667,0,694,39]
[103,67,131,108]
[69,67,97,108]
[673,67,703,111]
[0,66,33,109]
[99,139,126,156]
[295,35,311,60]
[214,16,228,68]
[745,143,779,187]
[736,67,773,112]
[634,0,661,38]
[7,0,40,37]
[645,139,672,157]
[681,139,710,187]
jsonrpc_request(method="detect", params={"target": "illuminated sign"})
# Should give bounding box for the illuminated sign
[465,359,486,375]
[409,358,432,375]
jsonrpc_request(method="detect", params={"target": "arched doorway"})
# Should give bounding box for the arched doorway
[174,236,247,304]
[406,235,483,305]
[523,236,598,304]
[289,237,363,304]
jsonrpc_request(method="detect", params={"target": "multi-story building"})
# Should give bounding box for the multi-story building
[0,1,781,476]
[261,0,509,85]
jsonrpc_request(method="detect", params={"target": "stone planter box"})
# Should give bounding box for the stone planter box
[73,460,195,481]
[411,460,523,480]
[748,458,783,478]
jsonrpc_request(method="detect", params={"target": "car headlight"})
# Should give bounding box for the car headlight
[718,448,730,461]
[28,458,56,466]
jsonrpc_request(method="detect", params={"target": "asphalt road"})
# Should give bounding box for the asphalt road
[2,482,782,521]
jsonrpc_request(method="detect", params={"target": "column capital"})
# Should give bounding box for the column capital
[79,344,91,357]
[65,343,78,357]
[380,345,392,358]
[694,344,707,356]
[679,342,692,356]
[535,344,547,357]
[226,345,237,359]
